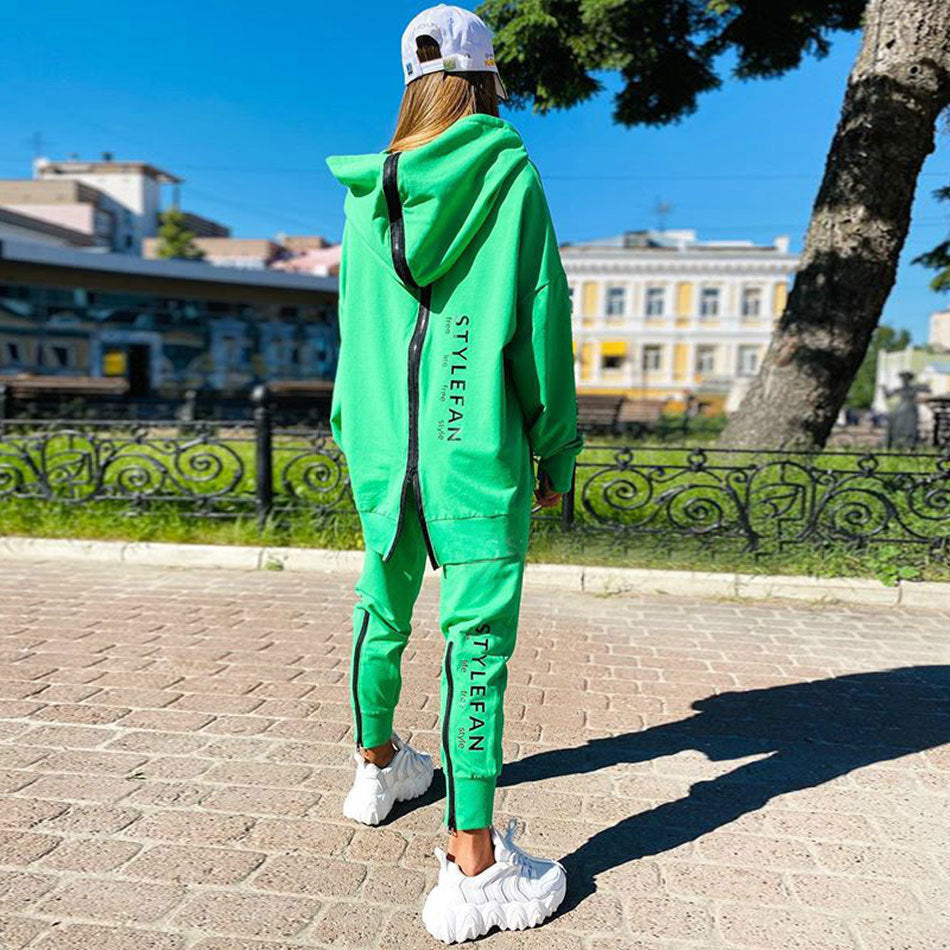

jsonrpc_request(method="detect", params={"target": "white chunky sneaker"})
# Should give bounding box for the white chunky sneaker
[422,819,567,944]
[342,733,433,826]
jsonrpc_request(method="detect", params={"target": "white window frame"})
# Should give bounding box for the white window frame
[737,345,760,377]
[699,286,721,318]
[644,286,665,317]
[642,345,662,371]
[605,285,626,317]
[695,345,716,374]
[741,286,762,318]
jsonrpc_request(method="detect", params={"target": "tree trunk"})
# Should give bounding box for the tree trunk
[720,0,950,450]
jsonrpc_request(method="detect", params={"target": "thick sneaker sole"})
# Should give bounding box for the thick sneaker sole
[341,760,434,826]
[422,871,567,944]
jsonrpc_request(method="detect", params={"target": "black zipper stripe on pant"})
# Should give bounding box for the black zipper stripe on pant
[442,640,457,832]
[381,151,439,570]
[351,608,370,747]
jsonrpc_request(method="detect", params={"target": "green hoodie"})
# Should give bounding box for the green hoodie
[326,114,581,568]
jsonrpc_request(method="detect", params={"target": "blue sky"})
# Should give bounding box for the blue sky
[1,0,948,341]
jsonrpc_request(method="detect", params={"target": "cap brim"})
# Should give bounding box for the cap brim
[494,72,508,100]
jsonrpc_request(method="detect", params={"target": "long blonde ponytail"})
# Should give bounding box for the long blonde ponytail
[387,35,499,153]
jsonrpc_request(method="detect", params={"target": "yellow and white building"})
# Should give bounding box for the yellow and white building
[562,229,797,413]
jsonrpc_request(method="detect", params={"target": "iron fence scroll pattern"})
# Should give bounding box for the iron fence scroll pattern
[0,422,249,512]
[1,414,949,557]
[577,445,950,555]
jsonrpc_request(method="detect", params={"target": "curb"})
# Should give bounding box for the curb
[1,535,947,608]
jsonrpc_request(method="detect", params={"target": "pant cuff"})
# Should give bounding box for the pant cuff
[357,709,394,750]
[450,775,497,831]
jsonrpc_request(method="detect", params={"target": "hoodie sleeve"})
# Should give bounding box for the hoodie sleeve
[329,224,348,450]
[504,169,583,494]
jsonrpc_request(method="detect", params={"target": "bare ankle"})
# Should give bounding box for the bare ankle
[447,827,495,876]
[361,740,395,768]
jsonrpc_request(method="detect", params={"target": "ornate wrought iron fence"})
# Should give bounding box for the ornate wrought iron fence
[2,391,949,558]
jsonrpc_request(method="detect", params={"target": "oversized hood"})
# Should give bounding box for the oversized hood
[326,115,529,288]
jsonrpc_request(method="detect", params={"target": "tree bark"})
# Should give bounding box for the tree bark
[719,0,950,450]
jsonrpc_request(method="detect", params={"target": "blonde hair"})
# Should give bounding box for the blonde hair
[388,35,499,153]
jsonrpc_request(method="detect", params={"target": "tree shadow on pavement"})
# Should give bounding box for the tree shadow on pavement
[498,665,950,914]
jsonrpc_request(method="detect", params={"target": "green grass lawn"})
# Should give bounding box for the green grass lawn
[2,424,949,585]
[1,496,946,586]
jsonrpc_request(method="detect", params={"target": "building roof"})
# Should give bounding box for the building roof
[180,211,230,238]
[193,238,283,256]
[0,239,337,298]
[141,237,283,262]
[272,245,342,276]
[0,208,102,247]
[279,235,332,252]
[562,229,793,256]
[36,159,183,184]
[0,179,105,205]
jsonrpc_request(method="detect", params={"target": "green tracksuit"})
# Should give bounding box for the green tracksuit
[327,114,581,830]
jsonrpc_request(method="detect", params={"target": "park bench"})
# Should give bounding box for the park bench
[0,375,128,419]
[577,393,626,433]
[616,398,667,438]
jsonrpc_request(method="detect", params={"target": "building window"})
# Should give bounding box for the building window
[42,344,73,369]
[642,345,662,371]
[699,286,720,318]
[602,354,624,370]
[696,345,716,374]
[741,287,762,318]
[738,345,760,376]
[645,286,665,317]
[3,342,22,365]
[606,285,626,317]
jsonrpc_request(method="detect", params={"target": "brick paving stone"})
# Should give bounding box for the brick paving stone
[37,803,140,835]
[200,784,320,817]
[37,878,187,923]
[190,941,300,950]
[32,924,186,950]
[717,904,858,948]
[173,891,320,939]
[0,560,947,948]
[0,871,57,912]
[129,810,253,844]
[252,854,367,897]
[307,901,387,947]
[124,844,266,884]
[0,829,61,865]
[0,914,48,948]
[36,837,142,873]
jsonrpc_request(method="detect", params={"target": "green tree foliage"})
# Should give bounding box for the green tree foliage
[846,324,912,409]
[155,209,205,261]
[913,185,950,292]
[479,0,866,126]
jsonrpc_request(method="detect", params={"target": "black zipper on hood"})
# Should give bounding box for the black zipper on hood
[382,151,439,571]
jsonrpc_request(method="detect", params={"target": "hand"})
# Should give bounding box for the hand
[534,472,562,509]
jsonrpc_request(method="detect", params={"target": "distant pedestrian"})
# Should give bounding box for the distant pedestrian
[327,4,581,943]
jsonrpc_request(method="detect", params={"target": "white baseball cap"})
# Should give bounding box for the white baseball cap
[401,4,508,100]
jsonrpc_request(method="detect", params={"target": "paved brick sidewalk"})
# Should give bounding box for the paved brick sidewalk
[0,561,948,949]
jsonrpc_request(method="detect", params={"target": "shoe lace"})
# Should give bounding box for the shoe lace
[503,818,528,868]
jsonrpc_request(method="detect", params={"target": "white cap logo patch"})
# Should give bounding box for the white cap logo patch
[400,4,508,100]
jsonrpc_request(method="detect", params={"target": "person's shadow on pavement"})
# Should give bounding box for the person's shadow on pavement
[495,665,950,913]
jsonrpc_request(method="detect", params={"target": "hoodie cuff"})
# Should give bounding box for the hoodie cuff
[537,449,577,495]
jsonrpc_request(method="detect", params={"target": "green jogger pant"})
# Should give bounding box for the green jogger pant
[350,494,525,832]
